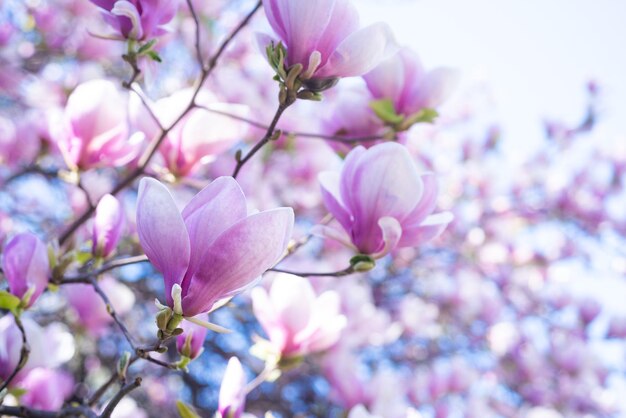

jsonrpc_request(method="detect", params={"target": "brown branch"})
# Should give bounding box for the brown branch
[98,377,142,418]
[232,102,290,178]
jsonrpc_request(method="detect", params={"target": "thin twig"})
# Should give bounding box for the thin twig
[89,277,136,351]
[99,377,142,418]
[268,266,356,277]
[194,104,387,144]
[186,0,204,68]
[0,404,98,418]
[232,102,290,178]
[0,314,29,394]
[60,255,149,284]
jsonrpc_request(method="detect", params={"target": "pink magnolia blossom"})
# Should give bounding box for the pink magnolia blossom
[17,368,74,411]
[176,317,208,359]
[64,275,135,335]
[136,177,293,317]
[217,357,247,418]
[363,47,459,118]
[318,142,453,258]
[252,274,346,359]
[1,232,50,308]
[131,89,248,177]
[93,194,125,258]
[261,0,396,87]
[90,0,181,41]
[49,79,138,171]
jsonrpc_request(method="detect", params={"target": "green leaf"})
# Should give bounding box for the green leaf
[406,108,439,125]
[147,50,162,63]
[137,39,158,54]
[369,99,404,124]
[74,250,93,265]
[176,401,201,418]
[0,291,21,313]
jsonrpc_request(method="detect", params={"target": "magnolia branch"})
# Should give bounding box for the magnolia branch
[232,102,291,178]
[194,104,388,144]
[0,314,28,394]
[58,1,263,246]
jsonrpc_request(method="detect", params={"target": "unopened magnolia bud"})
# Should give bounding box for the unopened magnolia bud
[350,254,376,272]
[156,308,173,331]
[117,351,131,380]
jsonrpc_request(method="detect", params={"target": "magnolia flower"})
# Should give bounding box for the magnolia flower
[136,177,293,318]
[49,79,138,171]
[90,0,181,41]
[261,0,396,88]
[363,47,458,120]
[176,317,208,360]
[252,274,346,360]
[217,357,247,418]
[2,232,50,308]
[318,142,453,258]
[93,194,125,258]
[18,368,74,411]
[131,89,248,177]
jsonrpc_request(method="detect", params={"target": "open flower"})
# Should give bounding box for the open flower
[49,79,138,171]
[318,142,452,258]
[90,0,181,41]
[131,89,248,177]
[252,274,346,360]
[363,47,458,124]
[2,232,50,308]
[261,0,396,88]
[136,177,294,318]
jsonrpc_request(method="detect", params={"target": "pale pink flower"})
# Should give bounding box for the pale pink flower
[92,194,125,258]
[252,274,346,359]
[318,142,452,258]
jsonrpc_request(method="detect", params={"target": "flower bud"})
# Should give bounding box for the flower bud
[218,357,246,418]
[93,194,125,258]
[1,233,50,309]
[176,318,208,360]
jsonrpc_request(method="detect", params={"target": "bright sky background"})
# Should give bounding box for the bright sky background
[357,0,626,159]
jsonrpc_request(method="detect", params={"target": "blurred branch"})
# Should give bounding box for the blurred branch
[0,315,28,394]
[195,103,387,144]
[60,255,149,284]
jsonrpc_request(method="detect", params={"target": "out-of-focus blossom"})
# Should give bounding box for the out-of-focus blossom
[261,0,396,88]
[93,194,125,258]
[176,316,208,359]
[252,274,346,360]
[607,316,626,339]
[49,79,139,171]
[363,47,458,121]
[217,357,247,418]
[90,0,181,41]
[0,115,41,168]
[348,405,382,418]
[17,368,74,411]
[136,177,293,317]
[131,90,248,177]
[64,275,135,335]
[110,397,148,418]
[578,297,601,325]
[1,232,50,308]
[0,316,75,382]
[318,142,452,257]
